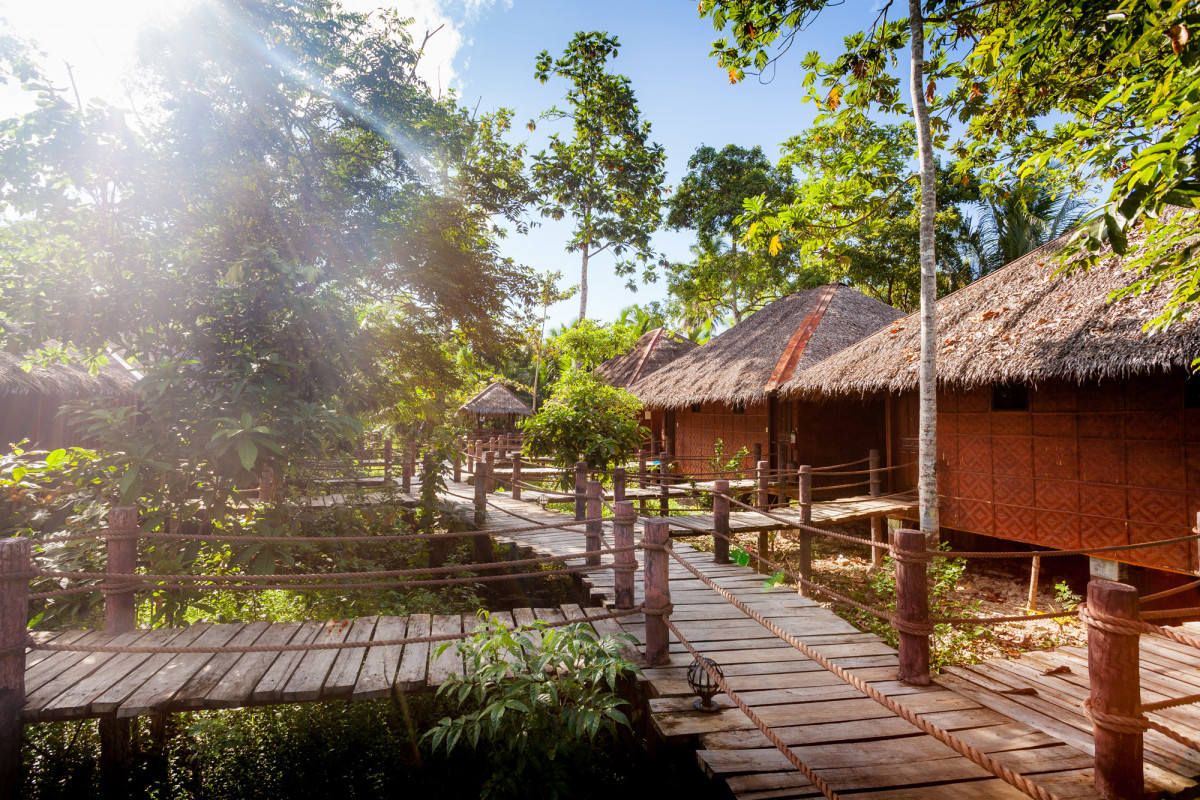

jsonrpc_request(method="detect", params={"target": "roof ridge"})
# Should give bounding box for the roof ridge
[629,328,666,386]
[764,284,838,391]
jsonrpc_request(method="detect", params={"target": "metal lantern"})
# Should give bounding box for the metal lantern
[687,656,723,713]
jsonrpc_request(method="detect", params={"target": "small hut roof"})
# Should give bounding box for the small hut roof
[0,349,138,398]
[629,285,904,409]
[595,328,698,388]
[459,382,533,416]
[785,222,1200,398]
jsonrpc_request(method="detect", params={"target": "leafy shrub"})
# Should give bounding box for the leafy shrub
[426,613,641,799]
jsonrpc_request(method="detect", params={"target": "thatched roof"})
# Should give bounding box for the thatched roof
[459,382,532,416]
[629,285,904,408]
[0,349,138,398]
[785,223,1200,398]
[595,328,698,388]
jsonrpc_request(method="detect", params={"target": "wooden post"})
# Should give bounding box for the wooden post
[106,506,138,634]
[613,468,626,503]
[714,479,730,564]
[574,461,587,521]
[586,481,603,567]
[613,501,636,609]
[752,443,762,476]
[485,451,495,493]
[895,529,931,686]
[755,460,769,510]
[401,445,413,493]
[473,459,493,563]
[474,439,483,474]
[643,519,672,666]
[258,464,276,503]
[869,448,882,497]
[0,537,30,798]
[383,438,394,482]
[870,448,884,569]
[1027,555,1041,612]
[795,465,812,593]
[755,460,770,574]
[453,445,461,484]
[659,451,670,517]
[474,460,488,528]
[1087,579,1143,800]
[638,448,648,516]
[512,452,522,501]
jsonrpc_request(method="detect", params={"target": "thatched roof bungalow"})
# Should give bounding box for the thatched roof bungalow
[458,382,532,436]
[0,349,139,449]
[785,224,1200,574]
[595,328,697,389]
[628,285,904,476]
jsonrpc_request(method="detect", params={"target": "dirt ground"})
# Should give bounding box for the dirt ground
[679,520,1090,666]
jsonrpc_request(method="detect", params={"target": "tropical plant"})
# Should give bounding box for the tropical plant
[964,181,1093,276]
[531,31,667,320]
[426,613,640,799]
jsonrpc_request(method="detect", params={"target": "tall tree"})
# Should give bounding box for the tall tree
[964,181,1092,276]
[665,144,802,323]
[531,31,667,320]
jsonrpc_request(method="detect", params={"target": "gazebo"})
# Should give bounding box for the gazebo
[458,382,533,436]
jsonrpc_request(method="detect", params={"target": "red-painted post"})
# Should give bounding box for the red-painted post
[512,452,522,501]
[643,519,672,666]
[895,529,931,686]
[613,501,636,609]
[0,537,30,798]
[574,461,588,521]
[659,451,670,517]
[797,465,812,596]
[1087,579,1143,800]
[612,468,626,503]
[714,479,730,564]
[586,480,603,567]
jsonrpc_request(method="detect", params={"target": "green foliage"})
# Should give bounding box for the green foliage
[426,613,640,799]
[707,438,749,477]
[547,319,637,371]
[532,31,667,318]
[963,179,1093,276]
[521,370,647,477]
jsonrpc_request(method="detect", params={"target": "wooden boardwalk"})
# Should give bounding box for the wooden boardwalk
[458,480,1200,800]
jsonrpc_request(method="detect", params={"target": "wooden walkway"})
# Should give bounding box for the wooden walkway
[459,480,1200,800]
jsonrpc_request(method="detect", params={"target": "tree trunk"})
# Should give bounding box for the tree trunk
[909,0,939,542]
[579,246,589,321]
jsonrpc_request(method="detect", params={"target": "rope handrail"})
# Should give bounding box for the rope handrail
[26,605,644,654]
[666,550,1059,800]
[810,456,872,472]
[1141,579,1200,604]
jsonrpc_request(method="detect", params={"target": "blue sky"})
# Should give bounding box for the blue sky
[1,0,895,326]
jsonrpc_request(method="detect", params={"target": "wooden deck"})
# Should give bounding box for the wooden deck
[663,494,919,535]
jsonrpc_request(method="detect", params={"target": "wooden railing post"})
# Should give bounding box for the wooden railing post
[474,460,488,528]
[258,464,276,503]
[797,465,812,594]
[752,443,762,474]
[869,449,885,570]
[643,519,672,666]
[453,444,462,484]
[868,448,882,497]
[474,439,483,474]
[0,537,30,797]
[401,444,413,493]
[574,461,588,521]
[714,479,730,564]
[512,452,522,501]
[637,448,648,516]
[484,451,495,494]
[755,459,769,510]
[106,507,138,634]
[612,467,626,503]
[613,501,636,609]
[1087,579,1143,800]
[383,438,394,482]
[894,529,931,686]
[586,481,603,567]
[659,451,670,517]
[755,460,770,574]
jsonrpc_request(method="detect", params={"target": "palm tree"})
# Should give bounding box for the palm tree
[965,181,1092,276]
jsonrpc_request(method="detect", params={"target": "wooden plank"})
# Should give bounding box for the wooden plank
[395,614,432,691]
[118,623,243,717]
[324,616,378,698]
[174,621,271,708]
[426,615,464,687]
[353,616,407,700]
[280,619,353,702]
[251,620,324,703]
[23,630,146,719]
[701,717,922,750]
[206,621,302,708]
[24,629,106,694]
[25,629,88,671]
[91,625,211,715]
[841,780,1030,800]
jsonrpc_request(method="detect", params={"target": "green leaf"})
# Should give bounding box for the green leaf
[237,439,258,472]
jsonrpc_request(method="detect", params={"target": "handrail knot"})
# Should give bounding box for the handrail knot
[1081,697,1149,734]
[1077,603,1149,637]
[643,603,673,618]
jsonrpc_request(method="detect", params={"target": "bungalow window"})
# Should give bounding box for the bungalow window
[733,400,747,414]
[691,403,702,413]
[1186,373,1200,409]
[992,384,1028,411]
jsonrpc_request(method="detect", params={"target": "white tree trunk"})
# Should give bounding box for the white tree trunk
[579,247,589,321]
[909,0,939,542]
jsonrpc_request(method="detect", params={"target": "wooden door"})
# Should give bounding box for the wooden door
[890,392,919,491]
[770,395,796,469]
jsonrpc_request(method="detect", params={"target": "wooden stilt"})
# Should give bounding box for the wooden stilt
[484,451,495,494]
[1027,555,1041,612]
[586,481,603,567]
[0,537,30,800]
[512,453,522,501]
[895,529,930,686]
[797,465,812,593]
[613,501,636,609]
[612,467,625,503]
[713,479,730,565]
[102,506,138,799]
[473,459,492,564]
[643,519,671,666]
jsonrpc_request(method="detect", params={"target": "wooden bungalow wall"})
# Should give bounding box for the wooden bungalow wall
[917,371,1200,573]
[672,400,769,475]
